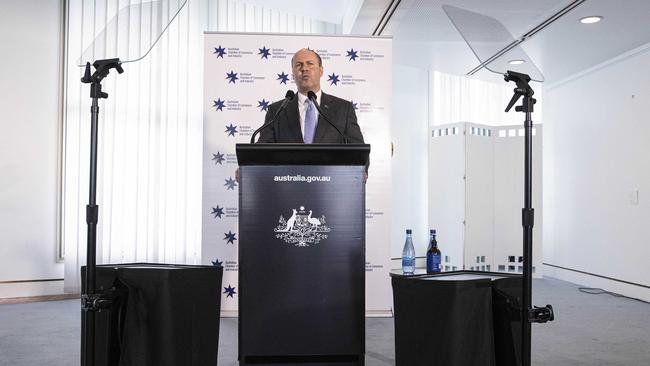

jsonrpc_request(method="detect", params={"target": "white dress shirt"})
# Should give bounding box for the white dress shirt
[296,90,321,136]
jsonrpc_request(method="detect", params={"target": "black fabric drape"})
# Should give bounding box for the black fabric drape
[392,272,522,366]
[82,263,223,366]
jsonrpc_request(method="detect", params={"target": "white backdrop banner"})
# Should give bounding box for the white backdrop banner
[202,32,392,315]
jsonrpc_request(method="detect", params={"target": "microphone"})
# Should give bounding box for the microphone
[307,91,348,144]
[250,90,296,143]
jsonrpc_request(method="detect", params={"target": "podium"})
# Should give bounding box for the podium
[236,143,370,366]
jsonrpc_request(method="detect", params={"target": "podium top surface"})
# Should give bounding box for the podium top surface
[236,143,370,166]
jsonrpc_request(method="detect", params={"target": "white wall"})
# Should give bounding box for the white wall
[0,0,64,298]
[391,64,429,265]
[543,46,650,302]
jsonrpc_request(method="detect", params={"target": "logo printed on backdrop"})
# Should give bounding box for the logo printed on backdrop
[223,100,253,111]
[223,261,239,272]
[343,49,386,62]
[365,262,385,272]
[211,205,225,218]
[226,70,239,83]
[239,72,267,83]
[268,48,293,59]
[314,49,341,60]
[213,259,239,275]
[357,102,384,113]
[276,72,290,84]
[213,98,226,111]
[274,206,331,247]
[257,99,270,111]
[223,285,237,298]
[327,73,340,86]
[212,152,225,165]
[225,123,238,136]
[212,151,237,165]
[226,123,254,137]
[211,204,239,219]
[213,45,226,58]
[258,46,271,59]
[226,47,254,58]
[224,177,237,190]
[223,230,237,244]
[365,208,385,219]
[212,152,238,165]
[341,74,366,86]
[225,206,239,218]
[346,48,359,61]
[227,69,266,84]
[359,49,385,61]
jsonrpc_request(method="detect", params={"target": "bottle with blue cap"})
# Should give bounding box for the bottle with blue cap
[402,229,415,274]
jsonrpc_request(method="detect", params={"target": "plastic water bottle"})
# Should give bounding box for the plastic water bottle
[402,229,415,274]
[426,229,441,274]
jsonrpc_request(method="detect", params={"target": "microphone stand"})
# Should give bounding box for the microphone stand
[250,91,295,143]
[504,70,554,366]
[79,58,123,366]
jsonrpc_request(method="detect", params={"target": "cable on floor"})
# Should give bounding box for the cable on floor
[578,287,649,304]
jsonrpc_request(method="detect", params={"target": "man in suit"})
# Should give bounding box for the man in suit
[257,48,365,144]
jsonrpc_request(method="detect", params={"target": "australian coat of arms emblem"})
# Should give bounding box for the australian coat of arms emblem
[274,206,331,247]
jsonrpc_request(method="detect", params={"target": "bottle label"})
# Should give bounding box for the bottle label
[427,253,441,273]
[402,257,415,266]
[402,257,415,272]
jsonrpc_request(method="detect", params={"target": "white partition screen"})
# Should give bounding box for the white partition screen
[429,122,543,276]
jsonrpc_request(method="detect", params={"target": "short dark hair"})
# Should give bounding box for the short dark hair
[291,48,322,67]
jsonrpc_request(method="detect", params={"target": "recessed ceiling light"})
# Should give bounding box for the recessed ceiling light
[508,59,525,65]
[580,16,602,24]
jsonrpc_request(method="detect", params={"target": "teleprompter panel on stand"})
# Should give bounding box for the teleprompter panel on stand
[236,143,370,366]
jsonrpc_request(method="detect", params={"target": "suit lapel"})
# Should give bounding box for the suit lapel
[313,92,331,143]
[285,96,303,142]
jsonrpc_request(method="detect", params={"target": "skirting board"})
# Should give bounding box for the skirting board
[0,293,78,305]
[543,264,650,303]
[0,280,65,299]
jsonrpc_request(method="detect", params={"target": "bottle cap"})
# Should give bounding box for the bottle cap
[406,229,412,234]
[430,229,436,234]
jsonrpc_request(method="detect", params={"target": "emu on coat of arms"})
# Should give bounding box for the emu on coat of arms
[274,206,331,247]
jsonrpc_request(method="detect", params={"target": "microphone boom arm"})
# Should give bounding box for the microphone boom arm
[250,91,295,143]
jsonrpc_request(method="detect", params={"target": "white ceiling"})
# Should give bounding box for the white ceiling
[246,0,650,84]
[352,0,650,84]
[235,0,360,24]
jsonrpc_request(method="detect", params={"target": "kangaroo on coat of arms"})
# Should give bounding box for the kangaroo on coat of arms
[274,206,331,247]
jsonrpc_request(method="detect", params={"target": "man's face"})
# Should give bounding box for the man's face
[291,50,323,94]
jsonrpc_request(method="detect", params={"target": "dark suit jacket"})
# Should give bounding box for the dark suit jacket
[257,92,365,144]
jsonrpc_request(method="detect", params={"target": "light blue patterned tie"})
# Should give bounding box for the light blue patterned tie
[303,99,316,143]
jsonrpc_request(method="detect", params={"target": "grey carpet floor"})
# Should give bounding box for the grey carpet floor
[1,277,648,366]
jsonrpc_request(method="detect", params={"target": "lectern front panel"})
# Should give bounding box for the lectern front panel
[239,164,365,360]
